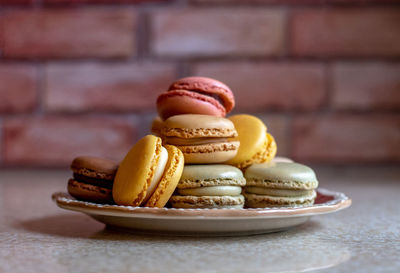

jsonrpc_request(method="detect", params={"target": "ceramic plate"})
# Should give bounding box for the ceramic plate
[52,188,351,236]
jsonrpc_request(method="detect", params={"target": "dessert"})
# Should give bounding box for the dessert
[67,156,118,204]
[226,114,277,170]
[272,157,294,163]
[150,116,164,137]
[244,162,318,208]
[112,135,184,207]
[160,114,239,164]
[157,76,235,120]
[170,165,246,208]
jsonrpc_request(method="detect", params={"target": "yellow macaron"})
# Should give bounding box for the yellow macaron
[226,114,277,170]
[112,135,184,207]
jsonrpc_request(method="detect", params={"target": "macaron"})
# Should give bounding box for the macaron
[272,157,294,163]
[226,114,277,170]
[160,114,239,164]
[112,135,184,207]
[169,165,246,209]
[244,162,319,208]
[151,116,164,137]
[67,156,118,204]
[157,77,235,120]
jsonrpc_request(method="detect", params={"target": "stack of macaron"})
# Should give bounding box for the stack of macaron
[67,156,118,204]
[66,76,318,209]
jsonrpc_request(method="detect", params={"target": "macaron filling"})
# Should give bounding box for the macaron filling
[143,146,168,203]
[165,137,228,146]
[246,187,314,197]
[72,173,113,189]
[189,90,225,106]
[178,186,242,196]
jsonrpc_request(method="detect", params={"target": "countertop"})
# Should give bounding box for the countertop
[0,167,399,273]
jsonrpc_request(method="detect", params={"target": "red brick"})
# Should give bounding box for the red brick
[44,62,176,112]
[291,9,400,57]
[3,9,136,58]
[292,115,400,162]
[151,9,286,57]
[192,62,326,111]
[0,16,4,53]
[192,0,397,3]
[332,62,400,110]
[44,0,165,4]
[0,64,38,113]
[1,0,33,4]
[3,117,136,166]
[259,114,290,156]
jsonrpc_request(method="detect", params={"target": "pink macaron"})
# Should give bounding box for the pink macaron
[157,77,235,120]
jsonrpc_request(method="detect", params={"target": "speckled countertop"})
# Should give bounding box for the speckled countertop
[0,167,399,273]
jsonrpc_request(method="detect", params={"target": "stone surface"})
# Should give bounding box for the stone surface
[292,115,400,162]
[292,8,400,57]
[3,117,136,166]
[45,62,176,112]
[332,62,400,110]
[2,9,136,58]
[0,64,38,113]
[0,167,399,273]
[151,9,286,57]
[193,62,326,111]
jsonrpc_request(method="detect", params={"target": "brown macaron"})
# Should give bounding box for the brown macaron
[68,156,118,204]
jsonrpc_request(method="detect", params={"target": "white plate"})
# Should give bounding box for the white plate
[52,188,351,236]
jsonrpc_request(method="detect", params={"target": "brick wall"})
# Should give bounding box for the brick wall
[0,0,399,167]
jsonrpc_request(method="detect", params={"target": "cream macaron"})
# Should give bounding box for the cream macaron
[244,162,318,208]
[169,165,246,209]
[160,114,239,164]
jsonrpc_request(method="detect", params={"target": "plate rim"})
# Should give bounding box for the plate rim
[52,188,351,219]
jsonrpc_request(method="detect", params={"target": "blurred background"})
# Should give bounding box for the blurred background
[0,0,399,168]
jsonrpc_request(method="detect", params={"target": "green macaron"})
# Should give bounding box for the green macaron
[169,165,246,209]
[244,162,318,208]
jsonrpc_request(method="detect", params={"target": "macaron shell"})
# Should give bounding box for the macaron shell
[169,195,245,209]
[245,162,319,189]
[112,135,162,206]
[272,157,294,163]
[244,190,316,208]
[178,141,239,164]
[168,76,235,113]
[68,179,113,204]
[226,115,268,167]
[71,156,118,180]
[150,116,164,137]
[145,145,184,208]
[157,90,225,120]
[265,133,277,163]
[233,135,269,170]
